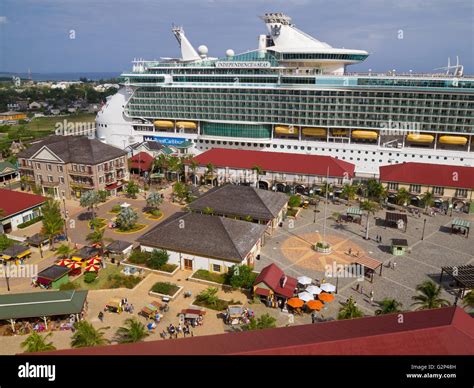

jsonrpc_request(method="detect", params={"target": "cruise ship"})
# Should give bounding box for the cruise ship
[96,13,474,176]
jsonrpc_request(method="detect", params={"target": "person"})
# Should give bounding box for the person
[370,296,374,305]
[370,290,374,298]
[355,283,360,293]
[348,247,352,255]
[392,261,397,270]
[98,311,104,322]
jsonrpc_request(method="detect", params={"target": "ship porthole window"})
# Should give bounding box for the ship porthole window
[273,145,277,148]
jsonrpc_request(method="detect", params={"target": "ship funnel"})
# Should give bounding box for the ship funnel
[172,25,200,61]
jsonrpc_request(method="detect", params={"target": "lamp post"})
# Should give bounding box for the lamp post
[62,196,69,241]
[3,261,10,292]
[421,218,427,240]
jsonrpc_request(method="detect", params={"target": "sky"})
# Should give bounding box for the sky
[0,0,473,74]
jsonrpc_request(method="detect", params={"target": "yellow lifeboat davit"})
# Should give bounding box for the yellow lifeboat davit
[275,126,297,135]
[332,129,349,136]
[302,128,326,137]
[406,134,434,143]
[352,130,378,140]
[439,135,467,145]
[154,120,174,128]
[176,121,197,130]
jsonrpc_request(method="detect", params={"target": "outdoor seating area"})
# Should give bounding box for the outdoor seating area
[345,207,362,224]
[439,265,474,297]
[224,305,254,325]
[451,218,470,238]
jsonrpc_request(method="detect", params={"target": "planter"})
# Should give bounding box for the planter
[149,286,183,300]
[122,261,179,277]
[314,243,332,254]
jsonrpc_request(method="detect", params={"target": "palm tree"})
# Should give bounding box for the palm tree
[71,321,109,348]
[365,179,388,202]
[375,298,403,315]
[146,191,162,213]
[411,281,451,310]
[360,200,378,240]
[462,290,474,309]
[252,165,263,188]
[202,207,214,215]
[125,181,140,199]
[421,190,435,211]
[21,332,56,353]
[41,200,65,249]
[320,182,334,199]
[168,156,184,182]
[205,163,215,179]
[197,287,219,307]
[86,228,110,256]
[114,318,149,344]
[56,243,75,259]
[189,159,199,186]
[337,297,364,320]
[341,183,357,204]
[79,190,100,220]
[395,187,411,206]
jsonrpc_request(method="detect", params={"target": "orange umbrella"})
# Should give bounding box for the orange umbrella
[84,264,100,272]
[318,292,335,303]
[86,257,102,265]
[306,300,324,311]
[56,258,72,266]
[287,298,304,308]
[66,261,82,270]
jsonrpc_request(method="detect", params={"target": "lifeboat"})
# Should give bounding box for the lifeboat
[302,128,326,137]
[154,120,174,128]
[439,135,467,145]
[351,130,378,140]
[275,126,297,135]
[331,129,349,136]
[176,121,197,130]
[406,134,434,143]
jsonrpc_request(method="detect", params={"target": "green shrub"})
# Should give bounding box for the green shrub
[17,216,43,229]
[128,250,150,264]
[225,265,257,289]
[151,282,179,296]
[111,205,121,213]
[288,195,301,208]
[83,272,98,283]
[146,249,169,270]
[159,263,178,273]
[107,274,142,289]
[193,269,226,284]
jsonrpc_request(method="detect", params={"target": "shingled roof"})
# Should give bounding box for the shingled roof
[189,184,288,222]
[17,135,126,164]
[137,212,266,262]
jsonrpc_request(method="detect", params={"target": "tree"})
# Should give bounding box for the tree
[146,191,162,212]
[71,320,109,348]
[365,179,387,202]
[421,190,434,211]
[196,287,219,307]
[146,249,169,270]
[462,290,474,309]
[320,182,334,199]
[243,313,277,331]
[288,194,301,208]
[153,154,169,175]
[225,265,254,289]
[56,243,75,259]
[205,163,215,177]
[252,165,263,188]
[41,200,64,249]
[21,332,56,353]
[86,228,109,255]
[360,200,378,240]
[395,187,411,206]
[116,207,138,231]
[98,190,109,203]
[338,297,364,320]
[172,182,188,202]
[79,190,100,220]
[202,207,214,215]
[189,159,199,186]
[168,155,183,182]
[114,318,149,344]
[375,298,403,315]
[0,235,13,251]
[125,181,140,199]
[341,183,357,203]
[411,281,451,310]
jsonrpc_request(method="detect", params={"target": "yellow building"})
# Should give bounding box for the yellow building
[0,111,27,122]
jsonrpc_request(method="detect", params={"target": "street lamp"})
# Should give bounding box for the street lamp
[3,261,10,292]
[421,218,427,240]
[62,196,69,241]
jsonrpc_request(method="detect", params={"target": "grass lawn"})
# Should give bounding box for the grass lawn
[71,265,143,290]
[114,224,147,234]
[192,269,226,284]
[23,113,96,132]
[151,282,180,296]
[144,210,163,220]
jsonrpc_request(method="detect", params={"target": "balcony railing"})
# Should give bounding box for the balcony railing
[69,169,93,176]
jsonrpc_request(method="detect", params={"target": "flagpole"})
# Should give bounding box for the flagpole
[322,166,329,244]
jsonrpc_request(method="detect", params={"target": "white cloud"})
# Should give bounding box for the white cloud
[0,16,7,24]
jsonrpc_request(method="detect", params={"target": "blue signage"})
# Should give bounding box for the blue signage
[143,136,186,145]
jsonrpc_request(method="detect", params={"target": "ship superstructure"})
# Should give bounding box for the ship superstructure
[96,13,474,175]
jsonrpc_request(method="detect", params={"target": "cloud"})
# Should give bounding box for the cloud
[0,16,7,24]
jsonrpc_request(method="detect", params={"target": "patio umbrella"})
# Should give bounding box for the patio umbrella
[298,291,314,302]
[287,298,304,309]
[86,257,102,266]
[66,261,82,270]
[318,292,335,303]
[56,258,72,266]
[84,264,100,272]
[306,285,322,295]
[297,276,312,286]
[320,283,336,293]
[306,300,324,311]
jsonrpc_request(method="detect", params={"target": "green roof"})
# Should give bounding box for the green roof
[175,141,193,149]
[0,290,88,320]
[162,147,175,155]
[346,207,362,216]
[452,218,470,228]
[0,161,17,174]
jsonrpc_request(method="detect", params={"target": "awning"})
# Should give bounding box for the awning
[452,218,470,228]
[254,287,271,297]
[351,256,383,271]
[346,207,362,216]
[105,183,121,191]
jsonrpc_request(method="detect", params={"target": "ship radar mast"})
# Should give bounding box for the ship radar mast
[434,56,464,77]
[171,25,201,62]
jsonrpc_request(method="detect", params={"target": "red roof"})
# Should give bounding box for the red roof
[192,148,355,178]
[129,152,154,172]
[254,263,297,299]
[380,162,474,189]
[0,189,46,219]
[42,307,474,355]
